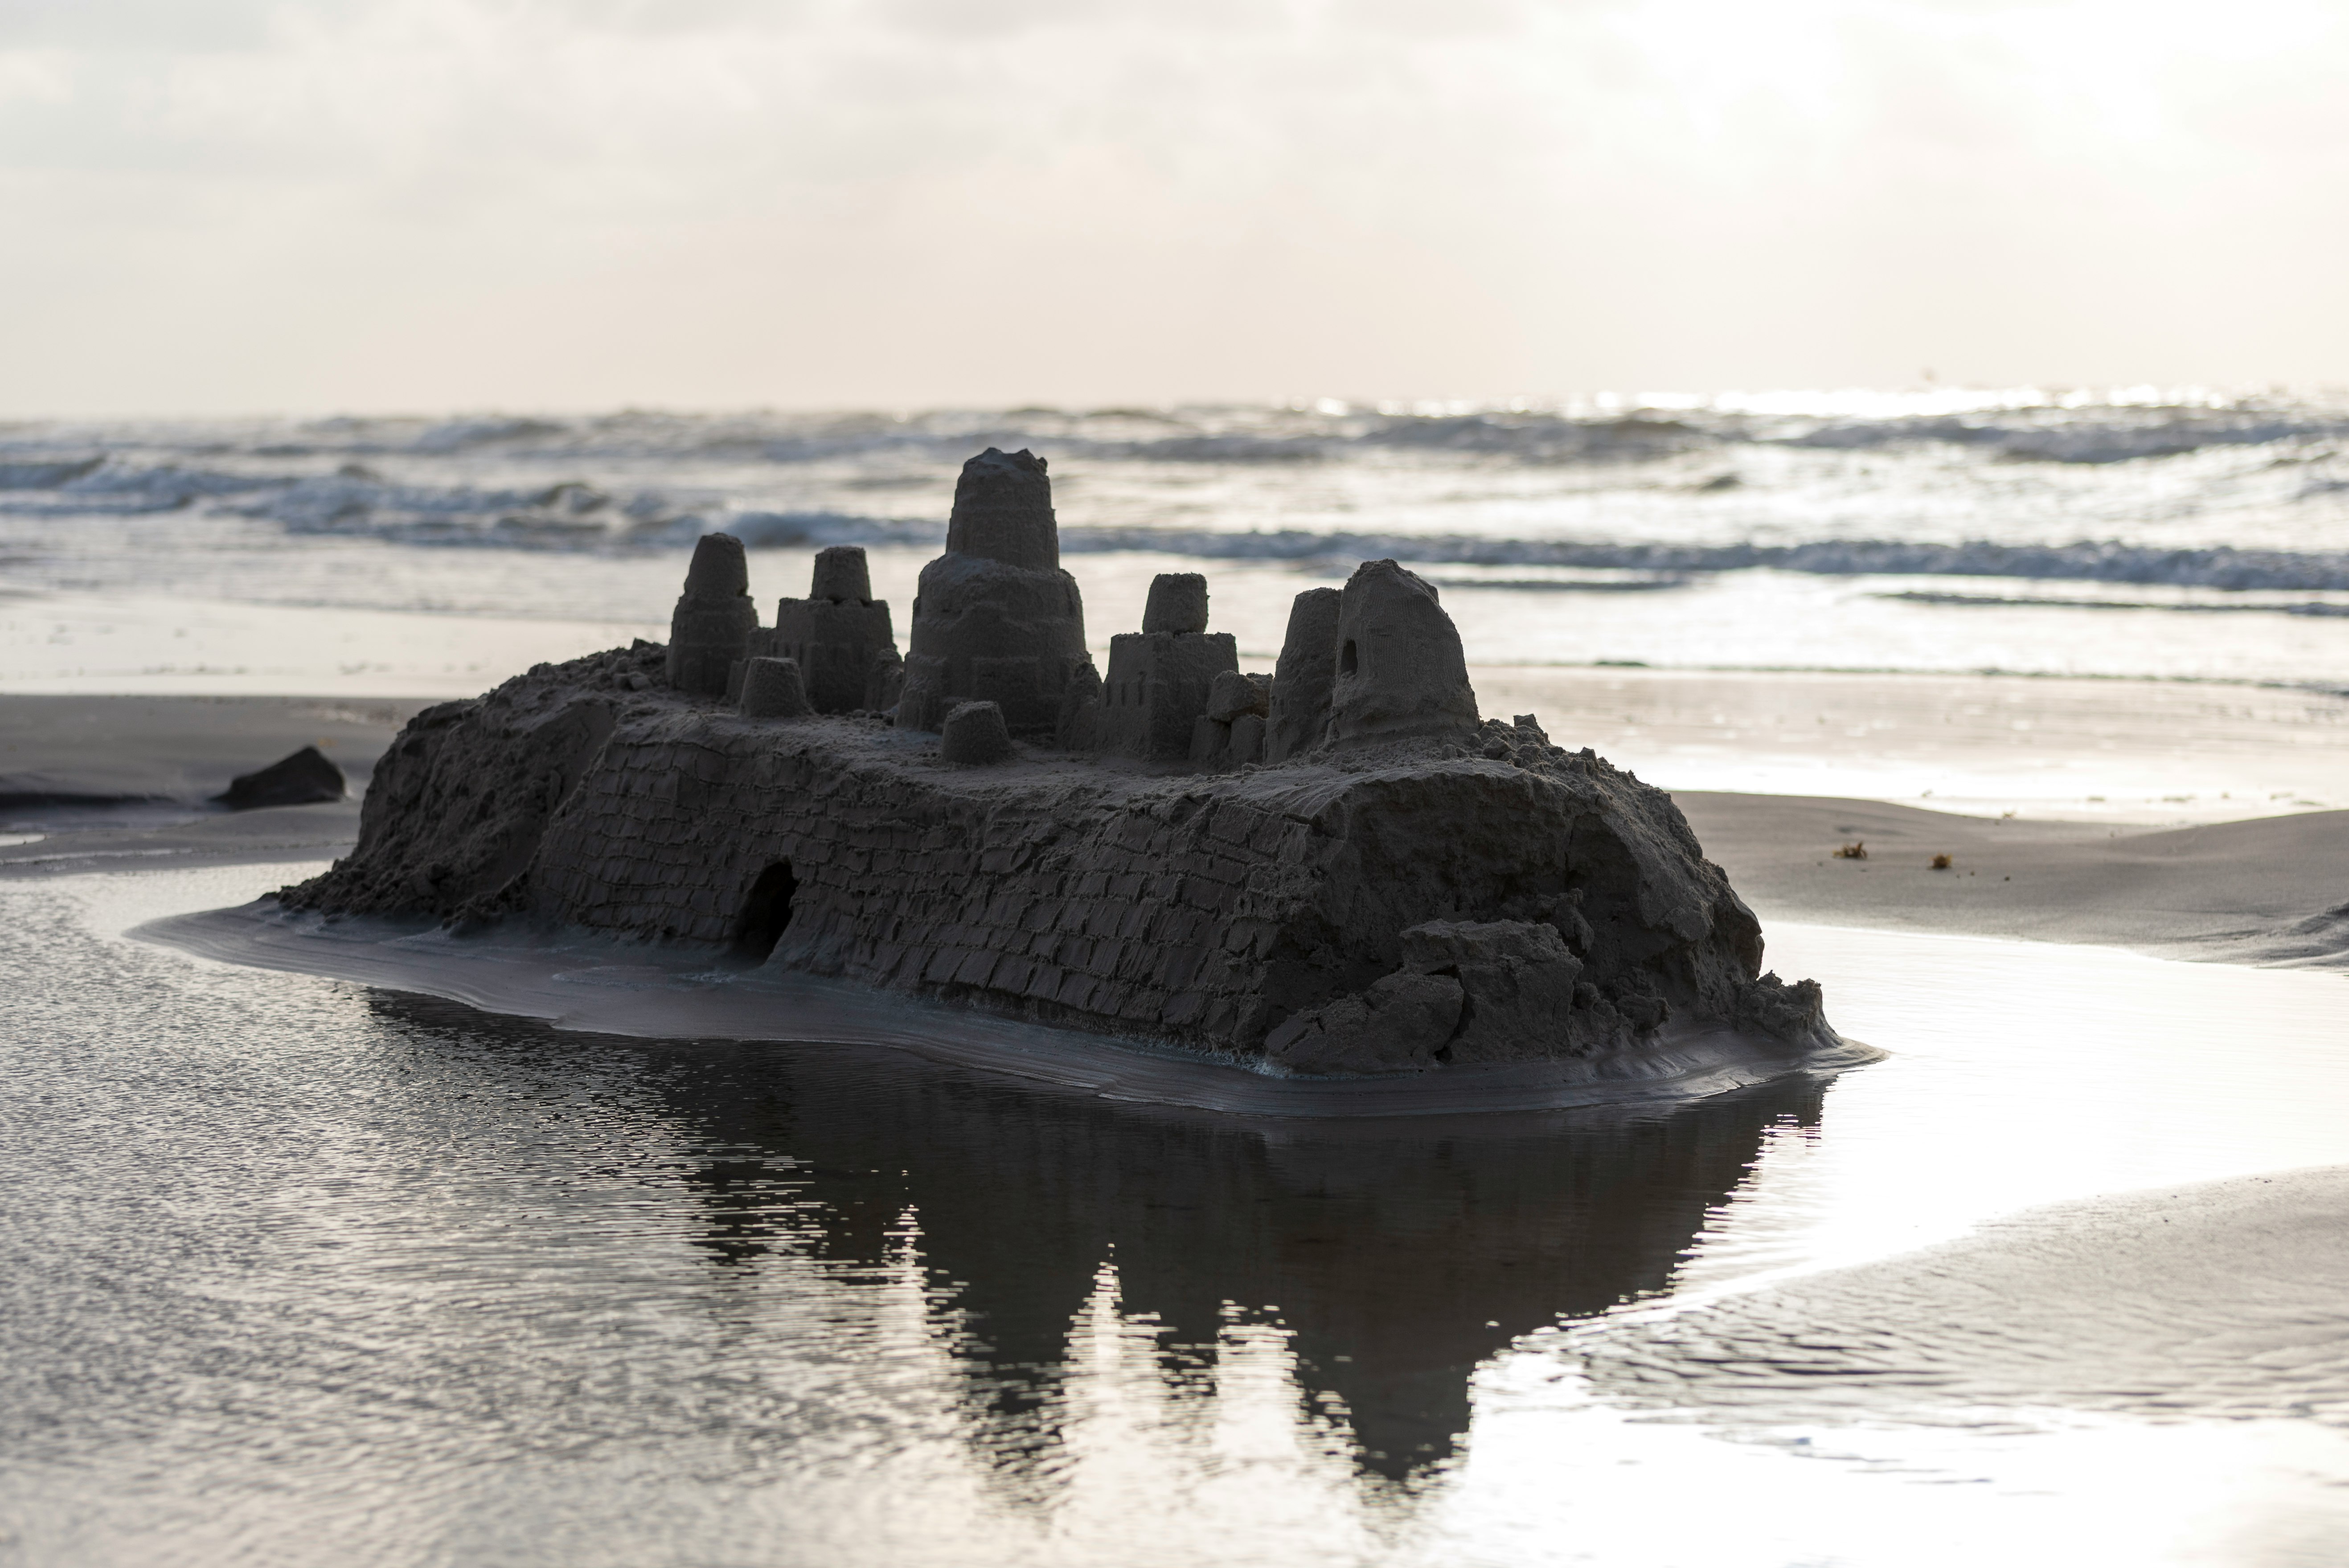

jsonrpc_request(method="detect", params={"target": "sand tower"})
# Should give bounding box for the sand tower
[666,533,759,696]
[898,449,1090,735]
[1099,573,1239,761]
[1324,560,1480,747]
[773,545,898,713]
[1264,586,1342,762]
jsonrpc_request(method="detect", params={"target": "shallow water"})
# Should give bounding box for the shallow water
[4,865,2348,1566]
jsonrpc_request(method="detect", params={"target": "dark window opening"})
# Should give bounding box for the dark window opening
[1339,639,1358,675]
[734,861,798,961]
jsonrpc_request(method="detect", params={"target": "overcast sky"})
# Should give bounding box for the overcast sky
[2,0,2344,416]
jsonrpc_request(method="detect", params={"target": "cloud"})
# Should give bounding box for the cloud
[1,0,2345,413]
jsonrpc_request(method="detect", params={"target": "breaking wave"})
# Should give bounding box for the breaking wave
[10,389,2349,473]
[0,455,283,515]
[1877,590,2349,617]
[291,496,2349,591]
[8,458,2349,591]
[1052,529,2349,592]
[192,468,2349,591]
[6,393,2349,598]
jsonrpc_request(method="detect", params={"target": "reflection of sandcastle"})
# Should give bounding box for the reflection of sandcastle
[368,987,1827,1494]
[290,447,1841,1080]
[586,997,1828,1488]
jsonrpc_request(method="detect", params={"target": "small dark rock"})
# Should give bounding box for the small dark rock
[215,745,346,811]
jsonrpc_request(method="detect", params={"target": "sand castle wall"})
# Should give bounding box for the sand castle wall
[288,643,1820,1067]
[525,717,1297,1045]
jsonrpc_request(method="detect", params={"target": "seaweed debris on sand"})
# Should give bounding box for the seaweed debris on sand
[279,449,1845,1083]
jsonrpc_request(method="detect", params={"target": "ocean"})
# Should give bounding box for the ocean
[5,389,2349,694]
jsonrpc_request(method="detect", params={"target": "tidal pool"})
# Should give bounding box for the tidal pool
[2,865,2345,1568]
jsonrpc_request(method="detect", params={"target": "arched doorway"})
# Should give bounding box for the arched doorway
[733,861,798,961]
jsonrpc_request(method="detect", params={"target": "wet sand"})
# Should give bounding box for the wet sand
[1473,663,2349,823]
[0,694,417,804]
[0,695,422,875]
[12,865,2349,1568]
[1679,792,2349,969]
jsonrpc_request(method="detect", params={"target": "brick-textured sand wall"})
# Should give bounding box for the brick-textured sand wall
[529,713,1351,1051]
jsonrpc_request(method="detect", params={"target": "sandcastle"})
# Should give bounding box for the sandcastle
[284,448,1840,1081]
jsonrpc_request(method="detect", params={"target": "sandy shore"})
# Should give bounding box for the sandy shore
[0,695,423,876]
[0,693,418,804]
[1680,792,2349,969]
[1474,664,2349,823]
[3,690,2341,971]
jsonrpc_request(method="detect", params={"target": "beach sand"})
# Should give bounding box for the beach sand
[0,693,415,805]
[0,695,419,875]
[1472,664,2349,823]
[1681,793,2349,968]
